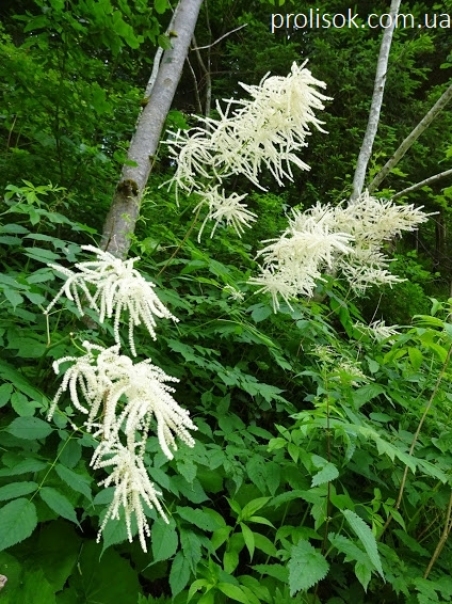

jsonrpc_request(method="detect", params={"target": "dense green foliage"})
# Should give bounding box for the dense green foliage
[1,1,452,603]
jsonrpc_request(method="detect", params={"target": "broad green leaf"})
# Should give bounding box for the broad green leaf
[55,464,92,500]
[151,520,178,561]
[187,578,210,603]
[224,550,239,574]
[251,563,288,582]
[7,416,52,440]
[0,361,46,400]
[241,497,271,520]
[342,510,384,577]
[33,521,80,592]
[288,540,329,596]
[0,383,13,408]
[0,481,38,501]
[177,506,222,531]
[169,551,191,596]
[217,583,250,604]
[69,540,141,604]
[101,513,132,553]
[328,533,370,566]
[57,438,82,468]
[240,523,255,560]
[211,525,232,551]
[40,487,79,525]
[11,392,36,417]
[254,532,277,556]
[180,527,203,570]
[355,561,372,591]
[0,459,47,477]
[177,459,197,483]
[0,498,37,551]
[311,462,339,487]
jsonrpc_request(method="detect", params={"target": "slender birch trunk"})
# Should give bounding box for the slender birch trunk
[101,0,204,258]
[351,0,401,200]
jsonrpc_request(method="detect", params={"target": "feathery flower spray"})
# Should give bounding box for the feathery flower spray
[167,61,331,239]
[46,249,196,551]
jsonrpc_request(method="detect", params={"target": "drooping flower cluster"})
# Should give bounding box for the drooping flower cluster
[354,319,400,343]
[50,342,196,458]
[46,248,196,552]
[45,245,178,356]
[251,191,430,310]
[167,61,330,238]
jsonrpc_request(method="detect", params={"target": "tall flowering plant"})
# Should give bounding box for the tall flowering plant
[45,246,196,551]
[46,61,430,551]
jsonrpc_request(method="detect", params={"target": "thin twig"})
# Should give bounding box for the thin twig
[380,343,452,538]
[157,205,202,276]
[424,490,452,579]
[191,24,247,50]
[369,81,452,192]
[392,168,452,200]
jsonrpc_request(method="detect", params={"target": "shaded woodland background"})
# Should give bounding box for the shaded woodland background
[1,1,452,603]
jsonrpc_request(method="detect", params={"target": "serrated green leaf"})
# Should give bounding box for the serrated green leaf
[0,481,38,501]
[328,533,370,566]
[311,462,339,487]
[40,487,79,525]
[169,551,191,596]
[55,464,92,500]
[342,510,383,577]
[288,540,329,596]
[180,527,203,570]
[177,506,222,531]
[101,512,132,553]
[7,416,52,440]
[0,459,47,477]
[0,498,37,551]
[151,520,178,561]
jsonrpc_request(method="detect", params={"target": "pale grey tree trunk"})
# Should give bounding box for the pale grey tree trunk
[101,0,204,258]
[351,0,401,201]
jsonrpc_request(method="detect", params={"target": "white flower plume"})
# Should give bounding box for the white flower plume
[252,192,430,309]
[49,341,196,459]
[355,319,400,342]
[45,245,178,355]
[93,441,168,552]
[166,61,330,239]
[195,187,257,241]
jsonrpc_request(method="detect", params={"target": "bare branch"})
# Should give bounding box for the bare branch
[351,0,401,201]
[192,24,247,51]
[392,167,452,200]
[369,81,452,193]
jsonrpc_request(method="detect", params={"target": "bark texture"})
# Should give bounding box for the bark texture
[351,0,401,200]
[101,0,204,258]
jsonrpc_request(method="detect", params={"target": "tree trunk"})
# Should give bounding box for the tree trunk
[101,0,204,258]
[351,0,401,201]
